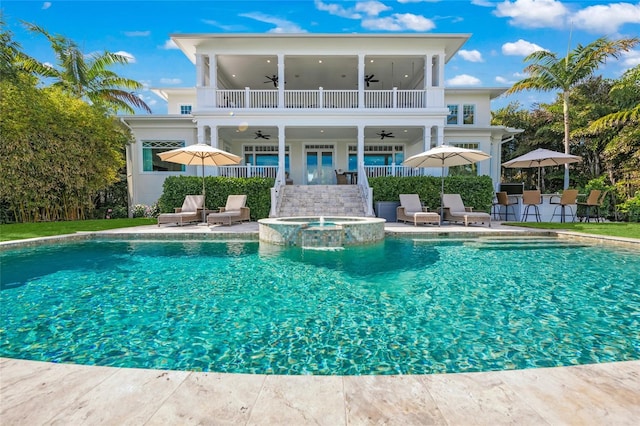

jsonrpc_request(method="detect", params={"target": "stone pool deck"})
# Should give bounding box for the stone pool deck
[1,220,639,425]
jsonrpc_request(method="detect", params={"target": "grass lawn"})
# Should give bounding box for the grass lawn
[505,222,640,240]
[0,218,157,242]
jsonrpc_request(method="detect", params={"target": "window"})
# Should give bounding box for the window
[180,105,192,115]
[142,141,185,172]
[448,143,480,176]
[463,104,475,125]
[348,145,404,170]
[243,145,290,170]
[447,104,459,124]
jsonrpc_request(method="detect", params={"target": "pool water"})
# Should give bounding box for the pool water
[1,236,639,375]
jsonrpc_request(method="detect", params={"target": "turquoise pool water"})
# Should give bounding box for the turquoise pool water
[1,236,639,375]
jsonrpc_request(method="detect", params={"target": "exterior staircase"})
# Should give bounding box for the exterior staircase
[275,185,369,217]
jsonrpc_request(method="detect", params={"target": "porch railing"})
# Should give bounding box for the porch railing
[218,165,278,179]
[202,88,428,109]
[364,165,423,178]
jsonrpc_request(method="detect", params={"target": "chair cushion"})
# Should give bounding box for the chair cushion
[442,194,466,212]
[181,195,204,213]
[225,195,247,211]
[399,194,423,214]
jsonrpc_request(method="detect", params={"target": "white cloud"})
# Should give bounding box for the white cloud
[42,2,51,10]
[124,31,151,37]
[397,0,440,3]
[239,12,307,33]
[621,49,640,67]
[202,19,247,32]
[458,49,483,62]
[114,51,135,63]
[314,0,362,19]
[162,39,179,50]
[495,76,510,84]
[362,13,436,31]
[502,39,547,56]
[571,3,640,34]
[355,1,391,16]
[494,0,568,29]
[160,78,182,85]
[471,0,493,6]
[446,74,482,86]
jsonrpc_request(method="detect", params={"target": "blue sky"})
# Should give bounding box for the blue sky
[3,0,640,114]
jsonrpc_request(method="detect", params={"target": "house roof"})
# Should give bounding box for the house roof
[170,33,471,92]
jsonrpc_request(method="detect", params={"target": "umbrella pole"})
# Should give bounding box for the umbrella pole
[440,165,445,223]
[201,160,206,223]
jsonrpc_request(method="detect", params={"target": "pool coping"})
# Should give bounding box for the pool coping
[2,222,639,424]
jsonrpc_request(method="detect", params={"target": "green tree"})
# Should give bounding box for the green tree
[22,22,151,114]
[505,36,639,189]
[0,75,131,222]
[587,66,640,198]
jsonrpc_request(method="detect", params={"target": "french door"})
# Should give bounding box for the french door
[305,145,334,185]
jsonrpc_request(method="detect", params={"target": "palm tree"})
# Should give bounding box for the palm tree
[505,36,639,189]
[22,22,151,114]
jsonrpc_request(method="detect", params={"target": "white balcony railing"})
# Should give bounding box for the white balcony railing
[200,88,429,109]
[218,165,278,179]
[364,165,423,178]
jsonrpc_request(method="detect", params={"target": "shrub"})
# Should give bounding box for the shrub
[157,176,274,220]
[618,192,640,222]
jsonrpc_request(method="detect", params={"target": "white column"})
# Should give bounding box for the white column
[211,126,218,148]
[195,54,204,87]
[438,53,445,88]
[358,54,365,107]
[423,125,431,151]
[436,125,444,147]
[278,125,285,174]
[357,125,365,170]
[424,54,432,88]
[278,54,285,108]
[210,55,217,107]
[197,124,205,145]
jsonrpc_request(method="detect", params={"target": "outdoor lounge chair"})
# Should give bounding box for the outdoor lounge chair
[396,194,440,226]
[157,195,204,227]
[441,193,491,227]
[207,194,250,226]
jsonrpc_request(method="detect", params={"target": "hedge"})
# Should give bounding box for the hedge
[158,176,274,220]
[368,175,494,212]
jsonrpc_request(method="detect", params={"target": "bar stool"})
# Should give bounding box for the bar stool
[490,193,501,220]
[496,191,517,221]
[522,190,541,222]
[577,189,601,222]
[550,189,579,222]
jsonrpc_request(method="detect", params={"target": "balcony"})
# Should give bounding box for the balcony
[197,87,444,110]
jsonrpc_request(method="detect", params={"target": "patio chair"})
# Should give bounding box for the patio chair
[441,194,491,227]
[396,194,440,226]
[335,170,348,185]
[207,195,250,226]
[522,190,542,222]
[577,189,602,223]
[496,191,518,221]
[550,189,579,223]
[157,195,204,227]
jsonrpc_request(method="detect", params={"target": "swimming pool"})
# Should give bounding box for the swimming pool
[1,236,638,375]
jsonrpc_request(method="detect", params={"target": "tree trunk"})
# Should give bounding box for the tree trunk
[563,91,571,189]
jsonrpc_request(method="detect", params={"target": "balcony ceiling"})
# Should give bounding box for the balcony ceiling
[216,55,427,91]
[218,126,425,145]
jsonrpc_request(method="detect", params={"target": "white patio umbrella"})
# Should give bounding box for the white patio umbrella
[403,145,491,220]
[502,148,582,190]
[158,143,242,221]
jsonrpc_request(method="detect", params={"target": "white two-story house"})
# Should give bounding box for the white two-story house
[121,33,520,215]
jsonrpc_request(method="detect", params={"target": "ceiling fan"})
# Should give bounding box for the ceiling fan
[377,130,394,139]
[364,74,379,87]
[264,75,278,87]
[254,130,271,140]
